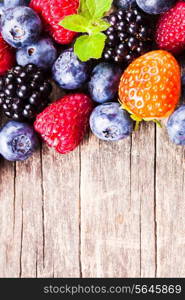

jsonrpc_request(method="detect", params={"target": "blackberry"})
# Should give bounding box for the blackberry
[103,6,155,65]
[0,64,52,121]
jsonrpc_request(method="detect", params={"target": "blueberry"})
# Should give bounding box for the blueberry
[113,0,136,9]
[136,0,177,15]
[0,2,4,27]
[88,63,122,103]
[90,102,133,141]
[4,0,29,8]
[16,37,57,70]
[1,6,42,48]
[167,105,185,145]
[0,121,39,161]
[52,48,89,90]
[0,2,4,15]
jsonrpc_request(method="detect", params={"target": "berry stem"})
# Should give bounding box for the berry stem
[134,121,140,131]
[153,119,162,128]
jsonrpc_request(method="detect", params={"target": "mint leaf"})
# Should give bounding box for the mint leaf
[78,0,92,18]
[86,0,96,18]
[89,19,110,33]
[59,14,89,33]
[59,0,113,61]
[60,14,110,35]
[74,33,107,61]
[86,0,113,19]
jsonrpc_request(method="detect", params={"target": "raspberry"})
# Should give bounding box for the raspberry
[0,34,15,75]
[34,93,94,154]
[30,0,79,44]
[156,1,185,54]
[119,50,181,122]
[30,0,44,13]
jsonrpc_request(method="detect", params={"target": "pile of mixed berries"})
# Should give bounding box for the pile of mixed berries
[0,0,185,162]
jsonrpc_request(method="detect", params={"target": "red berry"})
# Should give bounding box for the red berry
[0,34,15,75]
[34,93,94,154]
[30,0,79,45]
[156,1,185,54]
[30,0,44,13]
[119,50,181,121]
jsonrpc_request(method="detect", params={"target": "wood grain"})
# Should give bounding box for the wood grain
[131,123,156,277]
[38,84,80,278]
[156,124,185,277]
[80,123,155,277]
[38,146,80,278]
[80,134,133,277]
[0,159,16,277]
[14,153,43,277]
[0,114,19,277]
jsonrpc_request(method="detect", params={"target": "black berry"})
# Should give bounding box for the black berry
[103,6,155,65]
[0,64,52,121]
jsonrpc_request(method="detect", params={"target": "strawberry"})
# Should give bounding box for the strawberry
[0,34,15,75]
[118,50,181,125]
[156,1,185,54]
[30,0,79,44]
[34,93,94,154]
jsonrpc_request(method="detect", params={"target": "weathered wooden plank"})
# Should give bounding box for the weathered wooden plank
[80,122,155,277]
[37,84,80,277]
[0,159,17,277]
[38,146,80,277]
[14,153,43,278]
[131,123,156,277]
[0,112,20,278]
[80,134,135,277]
[80,133,133,277]
[156,124,185,277]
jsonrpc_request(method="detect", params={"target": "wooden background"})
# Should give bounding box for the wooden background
[0,83,185,278]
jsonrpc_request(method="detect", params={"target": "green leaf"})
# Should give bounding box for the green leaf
[86,0,96,17]
[59,14,89,32]
[78,0,92,18]
[86,0,113,19]
[74,33,107,61]
[59,1,113,61]
[89,19,110,33]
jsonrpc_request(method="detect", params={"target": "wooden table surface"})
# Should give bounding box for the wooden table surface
[0,83,185,278]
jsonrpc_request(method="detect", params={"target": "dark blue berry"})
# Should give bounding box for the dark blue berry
[90,102,133,141]
[136,0,177,15]
[88,63,122,104]
[1,6,42,48]
[4,1,30,8]
[114,0,136,10]
[167,105,185,145]
[52,48,89,90]
[0,121,39,161]
[16,38,57,70]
